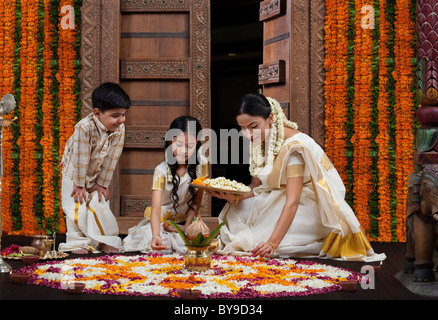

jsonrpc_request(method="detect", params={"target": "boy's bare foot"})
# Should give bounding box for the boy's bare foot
[99,243,119,253]
[72,249,89,254]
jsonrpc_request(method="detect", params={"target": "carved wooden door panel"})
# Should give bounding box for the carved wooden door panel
[258,0,325,146]
[80,0,210,233]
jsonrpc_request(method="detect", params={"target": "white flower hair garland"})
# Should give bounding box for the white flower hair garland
[249,97,298,177]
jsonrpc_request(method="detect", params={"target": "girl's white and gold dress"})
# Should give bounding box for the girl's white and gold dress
[123,161,208,253]
[218,132,386,262]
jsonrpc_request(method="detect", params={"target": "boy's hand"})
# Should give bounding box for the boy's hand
[91,183,109,202]
[71,185,87,204]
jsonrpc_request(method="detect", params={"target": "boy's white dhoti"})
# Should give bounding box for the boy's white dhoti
[58,176,121,253]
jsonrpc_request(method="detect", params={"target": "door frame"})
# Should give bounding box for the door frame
[80,0,211,231]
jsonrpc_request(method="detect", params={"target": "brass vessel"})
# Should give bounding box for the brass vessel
[184,246,212,272]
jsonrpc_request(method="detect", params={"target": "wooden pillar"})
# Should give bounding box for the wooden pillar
[80,0,121,217]
[259,0,326,147]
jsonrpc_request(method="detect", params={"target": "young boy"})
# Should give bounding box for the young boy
[58,82,130,254]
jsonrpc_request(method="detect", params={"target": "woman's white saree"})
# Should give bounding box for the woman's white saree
[218,133,386,262]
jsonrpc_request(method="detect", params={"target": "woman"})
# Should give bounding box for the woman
[209,93,385,261]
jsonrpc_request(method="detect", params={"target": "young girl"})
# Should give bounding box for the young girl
[123,116,208,253]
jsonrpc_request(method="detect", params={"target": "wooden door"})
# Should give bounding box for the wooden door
[258,0,326,147]
[80,0,211,234]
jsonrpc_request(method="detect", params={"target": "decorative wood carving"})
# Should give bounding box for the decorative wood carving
[124,127,167,148]
[80,0,101,117]
[190,0,211,217]
[121,197,151,217]
[290,0,310,136]
[417,0,438,107]
[100,0,120,83]
[121,59,191,79]
[258,60,285,85]
[80,0,120,116]
[259,0,286,22]
[309,0,326,147]
[190,0,210,131]
[121,0,190,12]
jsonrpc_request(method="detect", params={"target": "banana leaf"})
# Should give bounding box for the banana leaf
[165,220,190,246]
[166,219,227,247]
[189,232,206,246]
[199,220,226,247]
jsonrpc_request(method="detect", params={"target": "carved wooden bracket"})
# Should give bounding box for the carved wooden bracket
[121,59,191,79]
[258,60,286,85]
[125,127,167,148]
[121,196,151,217]
[259,0,286,22]
[121,0,190,12]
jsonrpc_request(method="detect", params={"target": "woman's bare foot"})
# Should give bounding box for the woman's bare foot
[99,243,119,253]
[72,249,89,254]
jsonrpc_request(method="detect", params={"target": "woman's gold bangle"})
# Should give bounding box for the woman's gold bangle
[268,241,276,251]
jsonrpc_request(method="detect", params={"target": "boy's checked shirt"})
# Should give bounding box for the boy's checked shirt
[61,113,125,189]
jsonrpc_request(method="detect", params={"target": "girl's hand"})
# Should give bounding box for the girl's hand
[151,235,167,251]
[251,241,276,258]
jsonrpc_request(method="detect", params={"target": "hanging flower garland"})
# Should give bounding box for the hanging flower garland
[393,0,416,242]
[0,0,81,235]
[41,0,56,233]
[375,0,393,242]
[0,0,17,234]
[57,0,78,155]
[323,0,349,183]
[56,0,79,234]
[18,254,362,298]
[324,0,418,241]
[18,0,40,235]
[350,0,373,237]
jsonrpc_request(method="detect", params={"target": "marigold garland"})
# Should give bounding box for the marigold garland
[375,0,392,242]
[324,0,418,241]
[41,0,55,233]
[393,0,416,242]
[323,0,349,183]
[18,0,39,235]
[351,0,373,237]
[0,0,17,235]
[56,0,79,234]
[0,0,81,235]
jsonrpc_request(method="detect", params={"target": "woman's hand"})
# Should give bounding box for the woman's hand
[151,235,167,251]
[251,241,277,258]
[206,190,239,204]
